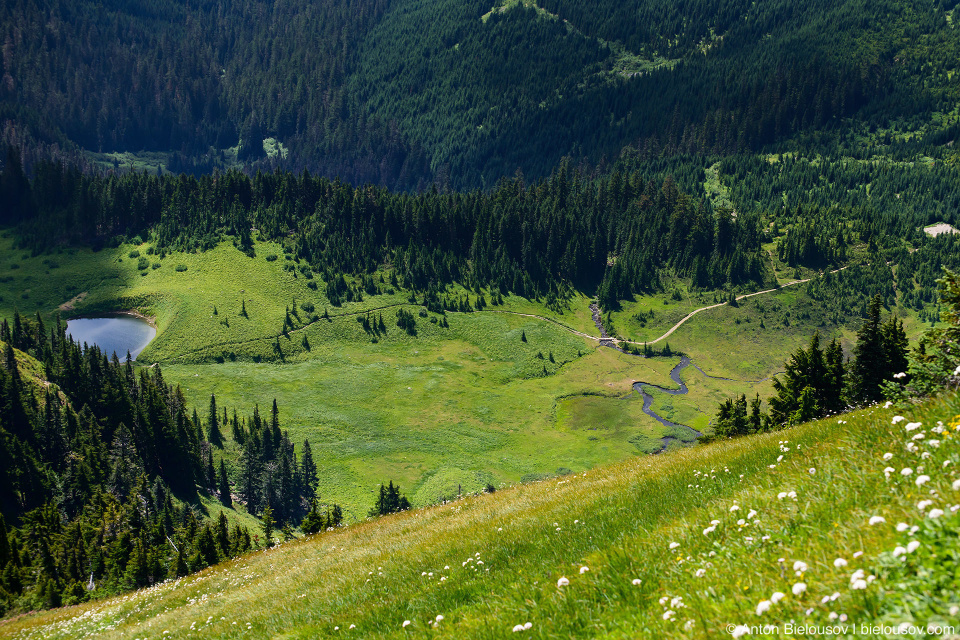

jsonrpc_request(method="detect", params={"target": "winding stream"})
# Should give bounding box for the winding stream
[632,357,703,450]
[591,303,702,451]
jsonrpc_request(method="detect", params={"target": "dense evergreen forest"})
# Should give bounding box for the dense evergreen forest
[5,140,960,321]
[3,0,960,187]
[0,150,766,304]
[0,311,330,616]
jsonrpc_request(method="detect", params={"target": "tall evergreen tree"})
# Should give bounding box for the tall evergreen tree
[851,295,886,403]
[218,459,231,507]
[260,505,275,547]
[207,394,223,448]
[300,440,318,502]
[851,294,908,404]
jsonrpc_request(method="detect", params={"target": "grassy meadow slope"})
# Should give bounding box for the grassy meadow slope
[3,390,958,638]
[0,231,932,518]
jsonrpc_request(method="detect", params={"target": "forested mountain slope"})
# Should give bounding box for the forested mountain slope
[3,0,959,187]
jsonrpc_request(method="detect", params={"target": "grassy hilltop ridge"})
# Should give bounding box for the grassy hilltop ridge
[4,390,959,638]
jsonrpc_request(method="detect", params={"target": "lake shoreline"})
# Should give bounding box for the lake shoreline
[73,308,158,330]
[66,313,158,361]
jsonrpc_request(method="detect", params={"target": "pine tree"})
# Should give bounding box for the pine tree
[205,450,216,490]
[851,294,885,403]
[270,400,281,450]
[218,458,231,507]
[174,542,189,577]
[231,409,244,444]
[768,332,835,425]
[207,394,223,448]
[0,146,32,225]
[300,499,325,535]
[300,440,318,502]
[214,513,230,558]
[0,514,10,567]
[369,481,411,516]
[261,505,275,547]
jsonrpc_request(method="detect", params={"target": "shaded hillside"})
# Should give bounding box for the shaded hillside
[3,0,959,187]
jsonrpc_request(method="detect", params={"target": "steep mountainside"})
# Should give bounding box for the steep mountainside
[2,0,959,187]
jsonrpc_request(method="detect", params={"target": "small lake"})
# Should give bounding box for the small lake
[66,316,157,361]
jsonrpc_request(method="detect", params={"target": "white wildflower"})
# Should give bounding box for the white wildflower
[833,558,848,568]
[756,600,772,615]
[792,583,807,596]
[557,577,569,587]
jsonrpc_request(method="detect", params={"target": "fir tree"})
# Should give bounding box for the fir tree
[218,459,231,507]
[260,505,275,547]
[300,440,318,502]
[207,394,223,448]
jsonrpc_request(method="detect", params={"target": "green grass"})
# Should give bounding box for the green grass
[3,233,926,520]
[6,390,959,638]
[166,341,685,517]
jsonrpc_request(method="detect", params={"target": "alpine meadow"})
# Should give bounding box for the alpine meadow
[2,0,960,637]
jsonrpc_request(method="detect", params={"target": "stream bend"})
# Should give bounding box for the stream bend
[632,357,703,451]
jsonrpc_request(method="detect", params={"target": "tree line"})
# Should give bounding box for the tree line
[0,311,333,617]
[0,150,767,304]
[713,293,909,437]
